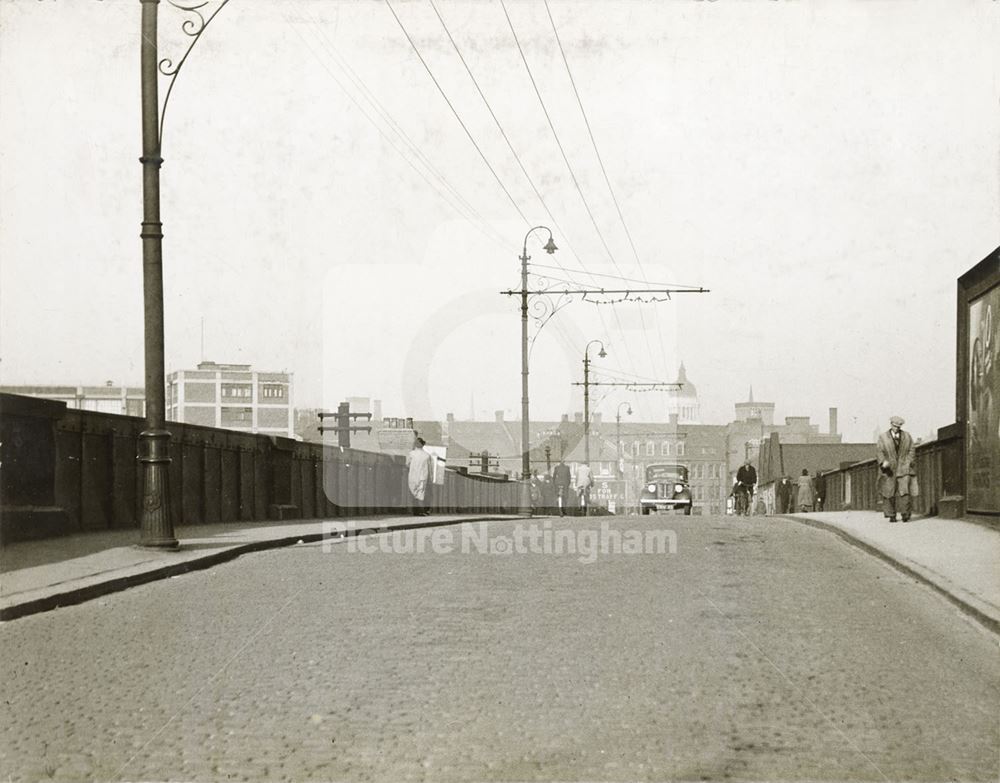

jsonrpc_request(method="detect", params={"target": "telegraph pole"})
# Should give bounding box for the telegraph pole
[138,0,177,548]
[582,340,606,465]
[318,402,373,447]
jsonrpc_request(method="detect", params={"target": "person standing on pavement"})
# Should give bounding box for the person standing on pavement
[876,415,918,523]
[776,475,793,514]
[795,468,815,512]
[405,437,433,516]
[551,459,572,516]
[574,462,594,516]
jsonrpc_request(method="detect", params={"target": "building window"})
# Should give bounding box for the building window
[646,441,655,456]
[633,441,641,457]
[661,441,670,456]
[260,384,286,400]
[222,384,251,399]
[676,441,685,456]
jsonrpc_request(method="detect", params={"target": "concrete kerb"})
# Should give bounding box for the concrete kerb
[783,514,1000,636]
[0,515,518,622]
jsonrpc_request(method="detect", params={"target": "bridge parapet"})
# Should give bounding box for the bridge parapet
[759,424,965,518]
[0,393,520,542]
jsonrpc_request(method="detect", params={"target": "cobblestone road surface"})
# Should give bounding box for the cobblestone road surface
[1,515,997,782]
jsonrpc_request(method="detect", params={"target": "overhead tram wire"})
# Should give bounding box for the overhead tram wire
[426,0,621,362]
[428,0,596,286]
[543,0,649,274]
[386,0,622,423]
[544,0,671,386]
[500,0,648,405]
[384,0,532,227]
[304,9,507,251]
[287,17,515,256]
[527,263,705,290]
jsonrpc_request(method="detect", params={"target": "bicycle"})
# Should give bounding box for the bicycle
[732,482,752,516]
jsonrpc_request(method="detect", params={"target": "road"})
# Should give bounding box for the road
[1,515,997,782]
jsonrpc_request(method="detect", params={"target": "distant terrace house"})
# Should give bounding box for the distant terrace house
[166,361,294,438]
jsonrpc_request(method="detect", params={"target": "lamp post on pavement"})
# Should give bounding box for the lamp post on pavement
[137,0,177,548]
[582,340,607,467]
[518,226,558,516]
[136,0,229,547]
[616,401,632,515]
[615,401,632,475]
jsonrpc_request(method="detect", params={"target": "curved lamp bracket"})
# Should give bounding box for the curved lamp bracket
[526,273,578,359]
[157,0,232,147]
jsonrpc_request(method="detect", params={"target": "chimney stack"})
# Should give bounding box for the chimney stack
[446,412,454,423]
[829,407,838,436]
[561,414,569,423]
[592,412,602,426]
[495,410,504,423]
[574,412,583,423]
[373,399,382,421]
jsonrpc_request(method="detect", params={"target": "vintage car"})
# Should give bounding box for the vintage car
[639,463,692,515]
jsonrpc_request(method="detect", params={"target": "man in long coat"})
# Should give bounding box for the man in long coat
[775,476,793,514]
[876,415,918,523]
[406,437,433,516]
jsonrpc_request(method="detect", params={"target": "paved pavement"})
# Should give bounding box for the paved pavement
[0,515,518,621]
[783,511,1000,634]
[2,510,997,632]
[1,514,997,782]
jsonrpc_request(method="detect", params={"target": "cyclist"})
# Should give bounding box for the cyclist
[734,459,757,515]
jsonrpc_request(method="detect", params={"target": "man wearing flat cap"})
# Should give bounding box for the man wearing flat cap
[876,415,918,523]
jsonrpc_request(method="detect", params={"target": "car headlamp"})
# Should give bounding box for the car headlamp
[674,484,684,493]
[647,483,656,492]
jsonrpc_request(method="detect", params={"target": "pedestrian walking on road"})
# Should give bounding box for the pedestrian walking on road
[551,459,572,516]
[876,415,918,523]
[575,462,594,516]
[406,437,433,516]
[814,471,826,511]
[776,476,793,514]
[795,468,815,512]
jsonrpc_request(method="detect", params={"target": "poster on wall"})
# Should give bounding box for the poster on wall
[967,283,1000,513]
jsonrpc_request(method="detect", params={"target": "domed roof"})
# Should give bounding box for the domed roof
[673,362,697,397]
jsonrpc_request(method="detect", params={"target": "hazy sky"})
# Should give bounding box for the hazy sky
[2,0,998,443]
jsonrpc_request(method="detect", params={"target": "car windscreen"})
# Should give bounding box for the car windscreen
[645,465,687,481]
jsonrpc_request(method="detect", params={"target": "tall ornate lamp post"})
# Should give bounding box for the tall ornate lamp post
[517,226,557,515]
[138,0,176,548]
[582,339,607,466]
[615,401,632,475]
[136,0,229,547]
[616,401,632,515]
